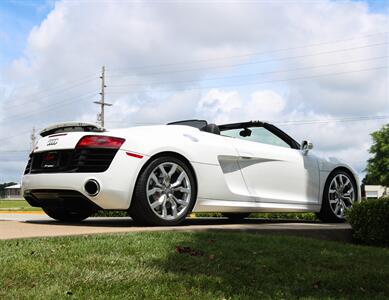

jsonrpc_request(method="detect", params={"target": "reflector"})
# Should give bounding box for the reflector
[126,152,143,159]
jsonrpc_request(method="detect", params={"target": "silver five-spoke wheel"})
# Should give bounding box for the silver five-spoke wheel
[328,173,355,219]
[317,170,357,223]
[146,162,192,221]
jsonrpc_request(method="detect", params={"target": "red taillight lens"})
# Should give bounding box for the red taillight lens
[76,135,125,149]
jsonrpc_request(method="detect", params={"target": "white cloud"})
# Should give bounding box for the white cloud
[197,89,242,123]
[197,89,287,123]
[246,90,286,120]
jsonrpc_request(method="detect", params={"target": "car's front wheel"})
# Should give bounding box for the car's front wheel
[317,170,357,223]
[130,156,197,226]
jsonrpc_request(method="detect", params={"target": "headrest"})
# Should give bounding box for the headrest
[201,123,220,135]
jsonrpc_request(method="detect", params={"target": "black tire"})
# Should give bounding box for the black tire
[222,213,250,220]
[316,170,357,223]
[42,205,94,222]
[129,156,197,226]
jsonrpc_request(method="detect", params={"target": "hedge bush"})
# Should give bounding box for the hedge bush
[195,212,317,220]
[92,210,318,220]
[92,210,128,217]
[347,197,389,247]
[250,212,317,221]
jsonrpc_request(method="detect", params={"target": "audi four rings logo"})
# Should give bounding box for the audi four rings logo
[47,138,59,146]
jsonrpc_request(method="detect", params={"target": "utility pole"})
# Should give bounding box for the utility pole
[94,66,112,127]
[30,127,36,151]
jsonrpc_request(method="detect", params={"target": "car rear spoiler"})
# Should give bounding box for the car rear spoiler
[39,122,105,137]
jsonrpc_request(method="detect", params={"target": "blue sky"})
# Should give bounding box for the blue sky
[363,0,389,12]
[0,0,54,67]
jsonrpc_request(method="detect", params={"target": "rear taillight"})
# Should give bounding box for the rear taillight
[76,135,125,149]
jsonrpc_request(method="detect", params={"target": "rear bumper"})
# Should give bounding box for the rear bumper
[21,149,149,210]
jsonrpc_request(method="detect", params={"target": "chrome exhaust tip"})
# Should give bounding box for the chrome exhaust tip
[84,179,100,197]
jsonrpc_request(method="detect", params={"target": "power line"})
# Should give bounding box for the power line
[107,42,387,78]
[274,115,389,126]
[0,150,30,153]
[108,115,389,127]
[0,92,97,144]
[4,75,97,110]
[0,129,35,143]
[0,92,107,144]
[2,66,386,141]
[107,66,387,94]
[108,55,387,89]
[108,32,388,72]
[0,92,97,126]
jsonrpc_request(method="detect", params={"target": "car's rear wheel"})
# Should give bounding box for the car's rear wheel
[42,205,94,222]
[222,213,250,220]
[316,170,357,223]
[130,156,197,226]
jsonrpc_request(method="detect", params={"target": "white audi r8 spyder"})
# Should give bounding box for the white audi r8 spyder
[21,120,360,225]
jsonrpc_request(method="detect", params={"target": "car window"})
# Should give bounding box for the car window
[221,127,291,148]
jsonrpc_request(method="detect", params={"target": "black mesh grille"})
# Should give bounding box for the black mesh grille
[24,156,32,174]
[25,148,118,174]
[70,149,118,172]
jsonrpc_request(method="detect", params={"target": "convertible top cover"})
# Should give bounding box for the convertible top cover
[167,119,208,129]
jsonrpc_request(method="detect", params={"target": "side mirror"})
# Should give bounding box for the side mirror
[239,128,252,137]
[301,140,313,155]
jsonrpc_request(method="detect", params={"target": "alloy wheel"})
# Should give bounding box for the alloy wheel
[146,162,192,221]
[328,173,356,219]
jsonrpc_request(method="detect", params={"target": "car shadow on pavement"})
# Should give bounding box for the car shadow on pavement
[24,217,320,228]
[23,217,351,243]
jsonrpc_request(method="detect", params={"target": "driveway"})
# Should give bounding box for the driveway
[0,212,352,242]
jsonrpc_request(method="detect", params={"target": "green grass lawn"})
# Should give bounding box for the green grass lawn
[1,232,388,299]
[0,199,42,211]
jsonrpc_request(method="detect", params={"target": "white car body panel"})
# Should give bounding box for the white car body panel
[22,123,360,213]
[231,138,320,204]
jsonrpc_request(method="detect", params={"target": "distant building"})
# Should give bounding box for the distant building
[364,185,388,199]
[3,184,21,199]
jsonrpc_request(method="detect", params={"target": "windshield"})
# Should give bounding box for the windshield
[221,126,291,148]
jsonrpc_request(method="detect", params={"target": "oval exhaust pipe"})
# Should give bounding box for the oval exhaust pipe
[84,179,100,197]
